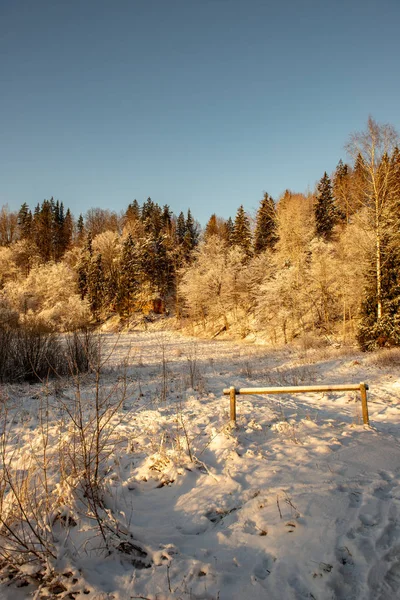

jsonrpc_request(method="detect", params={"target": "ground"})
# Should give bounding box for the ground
[1,331,400,599]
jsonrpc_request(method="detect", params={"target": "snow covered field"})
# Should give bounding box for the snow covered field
[1,331,400,599]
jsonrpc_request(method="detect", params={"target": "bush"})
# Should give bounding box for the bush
[0,325,98,383]
[358,312,400,351]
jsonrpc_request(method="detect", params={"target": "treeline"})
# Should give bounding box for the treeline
[0,118,399,350]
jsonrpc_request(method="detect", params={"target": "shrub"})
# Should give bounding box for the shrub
[0,325,98,383]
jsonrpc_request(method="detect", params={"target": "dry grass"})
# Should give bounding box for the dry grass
[366,347,400,368]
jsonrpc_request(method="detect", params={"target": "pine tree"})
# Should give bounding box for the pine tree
[33,199,54,261]
[253,193,278,254]
[53,200,65,260]
[77,214,85,244]
[232,205,252,258]
[141,197,155,226]
[358,248,400,350]
[87,253,105,320]
[162,205,173,233]
[224,217,234,246]
[332,159,352,223]
[142,199,163,236]
[62,209,73,253]
[204,214,218,239]
[125,200,140,223]
[204,214,230,242]
[176,212,186,244]
[314,173,337,240]
[117,234,139,316]
[17,203,33,240]
[182,209,199,261]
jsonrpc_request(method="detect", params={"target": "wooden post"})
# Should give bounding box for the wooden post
[360,382,369,425]
[230,386,236,424]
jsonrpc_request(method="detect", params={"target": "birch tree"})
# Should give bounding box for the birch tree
[346,117,400,337]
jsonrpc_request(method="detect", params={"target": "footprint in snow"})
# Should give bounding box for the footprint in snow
[253,555,275,584]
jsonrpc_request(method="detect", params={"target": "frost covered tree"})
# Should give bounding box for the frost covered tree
[2,261,90,331]
[179,238,244,330]
[0,205,18,246]
[346,117,400,347]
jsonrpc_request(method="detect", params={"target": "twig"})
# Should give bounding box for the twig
[276,495,282,519]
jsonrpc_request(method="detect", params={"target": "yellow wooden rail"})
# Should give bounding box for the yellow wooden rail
[223,383,370,425]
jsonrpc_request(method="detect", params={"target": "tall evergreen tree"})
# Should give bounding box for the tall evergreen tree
[358,247,400,350]
[162,205,173,233]
[182,209,199,261]
[125,200,140,223]
[204,214,231,243]
[232,205,252,258]
[33,199,54,261]
[253,193,278,254]
[204,214,218,239]
[17,203,33,240]
[87,253,105,320]
[117,234,139,316]
[176,212,186,245]
[314,173,337,240]
[53,200,65,260]
[224,217,234,246]
[77,213,85,236]
[332,159,353,223]
[62,208,73,253]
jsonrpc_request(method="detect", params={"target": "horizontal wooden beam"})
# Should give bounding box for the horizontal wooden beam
[223,383,368,395]
[223,382,370,426]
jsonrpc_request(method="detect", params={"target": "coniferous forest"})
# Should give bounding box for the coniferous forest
[1,117,399,351]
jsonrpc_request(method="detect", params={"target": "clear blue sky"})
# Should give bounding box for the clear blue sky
[1,0,399,225]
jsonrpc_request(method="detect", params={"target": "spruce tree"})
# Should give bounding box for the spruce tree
[253,193,278,254]
[125,200,140,223]
[53,200,65,260]
[182,209,199,261]
[18,203,32,240]
[332,159,352,223]
[176,212,186,245]
[117,234,139,316]
[87,253,105,320]
[358,247,400,350]
[204,214,230,242]
[232,205,252,258]
[77,214,85,244]
[62,209,73,253]
[314,173,337,240]
[224,217,234,246]
[162,205,173,233]
[204,214,218,239]
[33,199,54,261]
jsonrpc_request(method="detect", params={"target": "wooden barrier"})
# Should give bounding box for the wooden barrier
[223,383,370,425]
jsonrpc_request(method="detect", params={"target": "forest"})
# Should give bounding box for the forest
[0,118,399,355]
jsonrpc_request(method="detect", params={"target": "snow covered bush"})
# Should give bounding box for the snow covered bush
[3,261,90,331]
[0,337,133,583]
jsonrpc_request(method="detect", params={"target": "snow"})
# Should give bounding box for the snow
[1,331,400,599]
